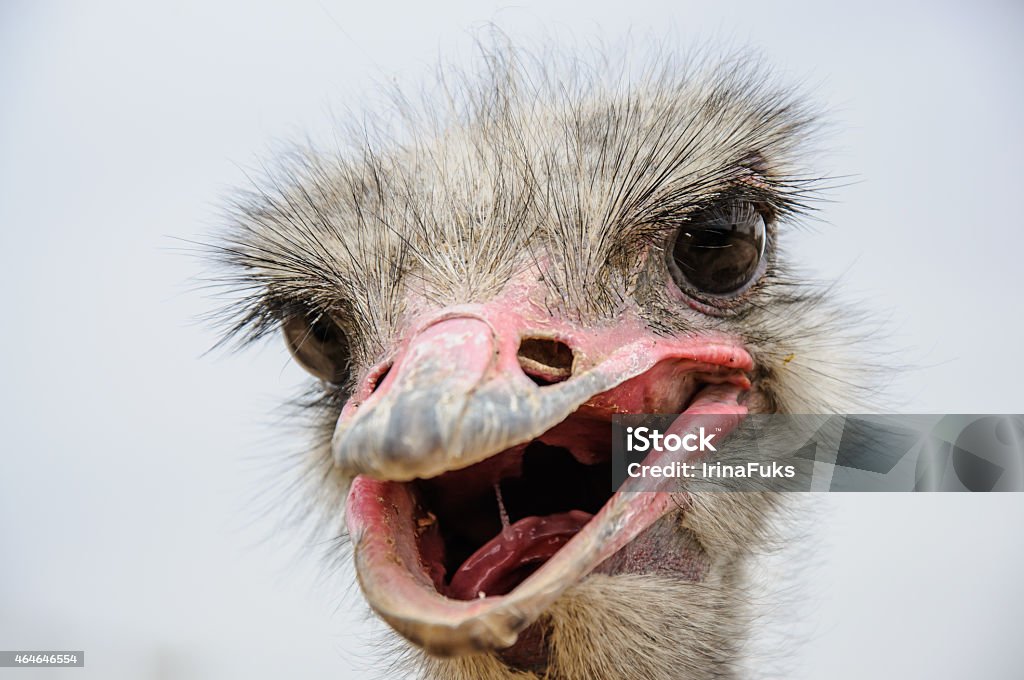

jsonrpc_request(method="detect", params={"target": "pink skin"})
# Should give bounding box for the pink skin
[340,268,751,428]
[340,270,753,656]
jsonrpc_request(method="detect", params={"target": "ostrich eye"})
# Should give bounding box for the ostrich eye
[282,312,350,384]
[669,201,767,297]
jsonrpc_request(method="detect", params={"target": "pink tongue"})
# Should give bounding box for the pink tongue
[446,510,593,601]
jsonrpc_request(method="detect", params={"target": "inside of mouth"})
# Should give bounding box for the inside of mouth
[390,365,742,604]
[411,417,616,600]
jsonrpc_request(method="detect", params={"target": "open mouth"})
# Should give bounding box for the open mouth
[416,418,615,602]
[344,355,751,659]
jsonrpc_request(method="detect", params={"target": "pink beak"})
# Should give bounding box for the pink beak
[336,285,753,655]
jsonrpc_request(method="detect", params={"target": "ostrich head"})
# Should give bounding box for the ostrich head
[211,48,860,679]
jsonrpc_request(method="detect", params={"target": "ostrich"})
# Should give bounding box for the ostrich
[209,46,863,679]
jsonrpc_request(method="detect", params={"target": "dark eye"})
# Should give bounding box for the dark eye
[668,201,767,297]
[282,311,350,384]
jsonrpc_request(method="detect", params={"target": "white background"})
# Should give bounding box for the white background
[1,1,1022,678]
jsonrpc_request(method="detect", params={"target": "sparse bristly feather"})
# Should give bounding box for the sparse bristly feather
[207,43,873,680]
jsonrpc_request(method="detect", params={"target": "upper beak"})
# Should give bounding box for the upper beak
[331,313,663,482]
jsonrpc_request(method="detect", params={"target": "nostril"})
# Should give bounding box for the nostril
[517,336,574,386]
[370,364,392,394]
